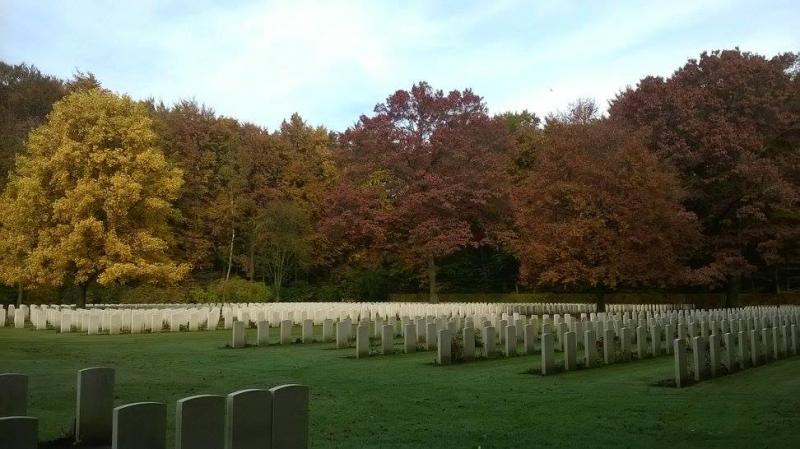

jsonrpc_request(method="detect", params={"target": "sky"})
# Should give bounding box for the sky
[1,0,799,131]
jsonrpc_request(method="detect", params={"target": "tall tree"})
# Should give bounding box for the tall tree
[0,62,67,187]
[1,89,190,307]
[511,118,700,311]
[609,49,800,304]
[322,82,511,302]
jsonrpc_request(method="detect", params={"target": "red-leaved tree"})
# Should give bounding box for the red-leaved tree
[609,49,800,304]
[320,82,511,302]
[511,117,700,311]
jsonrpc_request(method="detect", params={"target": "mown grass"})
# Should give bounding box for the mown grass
[2,326,800,448]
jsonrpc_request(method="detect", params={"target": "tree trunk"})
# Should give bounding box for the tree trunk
[77,283,88,309]
[428,257,439,304]
[16,283,23,307]
[248,238,255,281]
[225,226,235,281]
[595,286,606,313]
[724,276,740,308]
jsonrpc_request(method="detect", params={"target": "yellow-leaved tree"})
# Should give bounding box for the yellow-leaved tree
[0,88,190,307]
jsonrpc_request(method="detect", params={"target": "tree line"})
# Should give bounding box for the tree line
[0,48,797,309]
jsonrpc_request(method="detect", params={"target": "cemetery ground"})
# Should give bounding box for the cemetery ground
[2,327,800,448]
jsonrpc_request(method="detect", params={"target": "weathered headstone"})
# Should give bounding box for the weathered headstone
[737,331,749,370]
[709,334,720,377]
[437,329,452,365]
[112,402,166,449]
[322,319,334,342]
[584,329,596,368]
[404,323,416,353]
[232,321,246,348]
[564,331,577,370]
[674,339,688,388]
[76,367,115,445]
[270,385,309,449]
[226,389,272,449]
[541,333,555,375]
[280,320,293,345]
[335,321,348,349]
[425,323,437,351]
[651,325,662,357]
[603,328,616,364]
[381,324,393,354]
[176,395,225,449]
[0,416,37,449]
[463,327,475,361]
[722,333,735,373]
[523,324,536,355]
[791,324,798,356]
[504,325,517,357]
[302,320,314,344]
[257,321,270,346]
[483,325,496,358]
[620,327,631,361]
[692,336,707,381]
[356,324,369,358]
[0,373,28,417]
[750,329,761,365]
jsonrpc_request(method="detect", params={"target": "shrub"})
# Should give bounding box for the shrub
[207,277,272,303]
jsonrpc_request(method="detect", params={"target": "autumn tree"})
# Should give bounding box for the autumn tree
[253,200,313,300]
[0,62,67,187]
[322,82,511,302]
[609,49,800,304]
[1,89,190,307]
[511,117,700,311]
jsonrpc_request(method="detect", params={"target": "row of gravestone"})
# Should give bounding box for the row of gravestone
[0,368,309,449]
[674,323,800,387]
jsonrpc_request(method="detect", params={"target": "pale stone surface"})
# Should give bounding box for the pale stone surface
[112,402,166,449]
[226,389,272,449]
[425,323,437,351]
[232,322,246,348]
[437,329,452,365]
[737,331,749,370]
[0,416,38,449]
[504,325,517,357]
[404,324,416,353]
[674,339,688,388]
[483,325,496,358]
[620,327,631,361]
[692,336,707,381]
[750,329,761,365]
[564,331,577,370]
[636,326,647,359]
[603,328,616,364]
[302,320,314,344]
[356,324,369,358]
[270,384,309,449]
[257,321,270,346]
[463,327,475,361]
[709,334,720,377]
[722,333,735,372]
[280,320,293,345]
[771,327,780,360]
[76,367,115,445]
[541,333,555,375]
[322,319,334,342]
[381,324,393,354]
[335,321,348,349]
[664,324,674,354]
[792,324,798,356]
[14,309,24,328]
[584,329,596,368]
[651,325,662,357]
[0,373,27,417]
[523,324,536,355]
[176,395,225,449]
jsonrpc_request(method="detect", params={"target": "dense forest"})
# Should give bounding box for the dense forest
[0,48,798,308]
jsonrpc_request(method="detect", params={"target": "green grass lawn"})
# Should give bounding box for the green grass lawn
[2,326,800,448]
